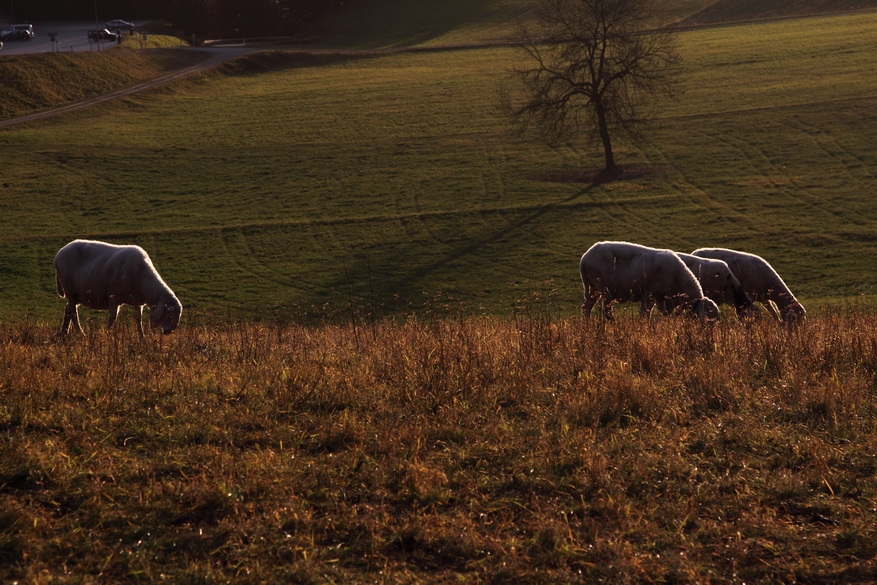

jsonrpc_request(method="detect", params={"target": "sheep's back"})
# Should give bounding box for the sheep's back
[54,240,153,307]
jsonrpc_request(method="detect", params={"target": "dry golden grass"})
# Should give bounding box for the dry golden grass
[1,313,876,582]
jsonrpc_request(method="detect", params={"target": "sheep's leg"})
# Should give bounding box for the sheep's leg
[763,300,781,321]
[580,278,598,318]
[640,294,655,317]
[602,295,615,321]
[656,297,674,316]
[739,303,761,320]
[63,301,83,334]
[134,305,145,337]
[71,305,83,333]
[106,304,121,330]
[582,290,599,318]
[60,304,72,335]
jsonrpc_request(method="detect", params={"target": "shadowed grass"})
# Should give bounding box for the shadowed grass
[1,312,876,582]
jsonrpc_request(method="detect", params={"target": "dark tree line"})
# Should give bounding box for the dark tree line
[5,0,349,38]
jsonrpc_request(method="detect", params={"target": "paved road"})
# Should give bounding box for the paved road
[0,20,165,55]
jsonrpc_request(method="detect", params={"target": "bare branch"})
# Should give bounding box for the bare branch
[505,0,680,173]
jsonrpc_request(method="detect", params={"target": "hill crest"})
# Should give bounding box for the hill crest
[680,0,877,25]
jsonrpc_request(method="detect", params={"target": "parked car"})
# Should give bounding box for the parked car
[1,24,35,41]
[89,28,121,42]
[106,19,135,31]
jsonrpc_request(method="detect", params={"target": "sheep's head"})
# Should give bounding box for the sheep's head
[738,303,761,320]
[692,298,721,322]
[731,284,758,319]
[149,298,182,334]
[782,302,806,325]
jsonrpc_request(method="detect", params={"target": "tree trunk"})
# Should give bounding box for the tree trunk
[595,99,618,174]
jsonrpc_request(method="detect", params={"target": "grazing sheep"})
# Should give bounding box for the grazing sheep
[691,247,805,323]
[579,241,721,321]
[54,239,182,336]
[650,253,758,318]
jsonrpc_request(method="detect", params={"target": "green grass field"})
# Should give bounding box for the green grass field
[0,10,876,325]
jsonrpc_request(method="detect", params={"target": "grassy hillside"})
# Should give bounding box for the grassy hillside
[304,0,536,48]
[0,12,876,325]
[317,0,693,48]
[301,0,877,48]
[682,0,877,25]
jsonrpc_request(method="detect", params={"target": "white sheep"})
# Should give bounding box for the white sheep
[579,241,721,321]
[691,247,805,323]
[650,253,758,318]
[54,239,182,336]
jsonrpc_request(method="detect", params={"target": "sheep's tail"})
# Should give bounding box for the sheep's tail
[56,272,66,298]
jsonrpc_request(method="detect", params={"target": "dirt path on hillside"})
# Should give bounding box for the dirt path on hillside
[0,47,262,130]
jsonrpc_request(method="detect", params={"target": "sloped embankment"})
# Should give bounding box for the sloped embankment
[0,49,209,120]
[682,0,877,25]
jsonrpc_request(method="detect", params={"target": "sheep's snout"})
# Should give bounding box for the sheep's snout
[694,298,721,321]
[739,304,761,320]
[148,318,176,334]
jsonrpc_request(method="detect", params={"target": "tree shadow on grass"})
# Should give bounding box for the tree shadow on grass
[347,166,659,305]
[384,164,660,289]
[293,164,662,319]
[214,51,377,77]
[533,164,659,185]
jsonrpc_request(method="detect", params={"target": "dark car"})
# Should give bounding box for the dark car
[106,19,135,31]
[89,28,120,42]
[1,24,35,41]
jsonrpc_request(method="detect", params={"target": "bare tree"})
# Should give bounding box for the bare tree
[506,0,680,176]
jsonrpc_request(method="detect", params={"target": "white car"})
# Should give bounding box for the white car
[1,24,34,41]
[106,19,135,31]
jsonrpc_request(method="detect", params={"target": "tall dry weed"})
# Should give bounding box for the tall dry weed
[1,312,876,582]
